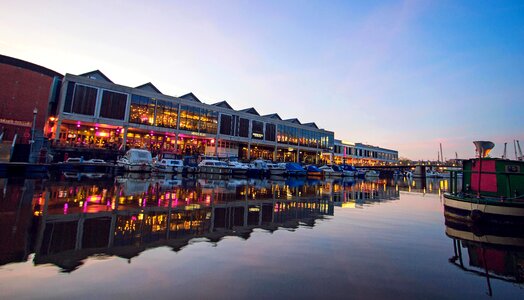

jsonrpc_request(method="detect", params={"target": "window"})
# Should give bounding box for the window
[252,120,264,139]
[129,95,155,125]
[238,118,249,138]
[179,105,200,132]
[200,108,218,134]
[155,100,178,129]
[220,114,232,135]
[265,123,276,142]
[62,81,76,113]
[71,85,98,116]
[100,90,127,120]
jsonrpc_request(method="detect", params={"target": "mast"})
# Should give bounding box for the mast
[502,142,507,159]
[517,140,523,160]
[515,140,518,160]
[440,143,444,163]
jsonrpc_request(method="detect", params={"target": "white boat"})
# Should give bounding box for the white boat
[117,149,153,172]
[364,170,380,178]
[153,159,184,173]
[319,165,342,177]
[228,161,249,175]
[248,159,269,176]
[267,162,287,176]
[198,159,232,174]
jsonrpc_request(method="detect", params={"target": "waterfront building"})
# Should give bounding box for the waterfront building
[50,70,335,162]
[0,55,62,161]
[332,139,398,165]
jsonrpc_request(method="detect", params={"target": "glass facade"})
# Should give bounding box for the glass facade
[179,105,218,134]
[129,95,155,125]
[100,90,127,120]
[277,124,333,150]
[155,100,178,129]
[58,78,343,160]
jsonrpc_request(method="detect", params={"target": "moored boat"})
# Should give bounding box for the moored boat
[443,141,524,224]
[306,165,323,177]
[319,165,342,177]
[198,159,232,174]
[285,163,306,176]
[267,162,287,176]
[117,149,153,172]
[153,158,184,173]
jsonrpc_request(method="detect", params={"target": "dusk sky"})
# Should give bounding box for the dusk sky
[1,0,523,160]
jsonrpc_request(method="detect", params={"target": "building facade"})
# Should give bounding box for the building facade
[332,140,398,165]
[0,55,62,143]
[50,71,335,163]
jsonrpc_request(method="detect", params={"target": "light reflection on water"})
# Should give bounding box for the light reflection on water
[0,175,522,299]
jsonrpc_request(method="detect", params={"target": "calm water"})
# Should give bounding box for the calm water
[0,174,522,299]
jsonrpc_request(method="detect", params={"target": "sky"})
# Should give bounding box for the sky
[1,0,523,160]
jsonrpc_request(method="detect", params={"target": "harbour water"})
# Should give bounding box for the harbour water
[0,175,522,299]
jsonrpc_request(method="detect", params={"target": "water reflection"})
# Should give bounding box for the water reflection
[445,217,524,296]
[0,176,408,272]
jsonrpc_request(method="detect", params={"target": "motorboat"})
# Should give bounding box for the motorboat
[198,159,232,174]
[153,159,184,173]
[365,170,380,178]
[267,162,287,176]
[444,141,524,224]
[319,165,342,177]
[183,156,199,173]
[340,164,357,177]
[247,159,269,177]
[306,165,323,177]
[116,149,153,172]
[285,163,306,176]
[228,161,249,175]
[332,165,351,177]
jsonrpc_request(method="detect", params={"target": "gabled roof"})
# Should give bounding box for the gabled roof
[135,82,162,94]
[284,118,301,125]
[179,93,202,103]
[303,122,318,129]
[262,113,282,120]
[239,107,260,116]
[212,101,233,110]
[79,70,113,83]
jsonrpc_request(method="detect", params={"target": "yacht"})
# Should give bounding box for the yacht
[267,162,287,176]
[228,161,249,175]
[248,159,269,176]
[117,149,153,172]
[319,165,342,177]
[198,159,232,174]
[364,169,380,178]
[153,159,184,173]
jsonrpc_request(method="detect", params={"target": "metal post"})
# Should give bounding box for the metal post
[30,108,38,163]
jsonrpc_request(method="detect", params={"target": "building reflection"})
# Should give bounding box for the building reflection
[0,176,402,272]
[445,217,524,296]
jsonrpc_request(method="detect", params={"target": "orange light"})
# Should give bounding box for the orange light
[49,116,56,122]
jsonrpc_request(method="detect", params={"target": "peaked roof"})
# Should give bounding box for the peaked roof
[135,82,162,94]
[262,113,282,120]
[212,101,233,110]
[179,93,202,103]
[303,122,318,129]
[79,70,113,83]
[284,118,301,124]
[239,107,260,116]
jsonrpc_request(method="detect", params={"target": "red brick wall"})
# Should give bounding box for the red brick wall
[0,63,54,141]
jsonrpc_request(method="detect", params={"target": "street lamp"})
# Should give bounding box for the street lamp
[30,108,38,163]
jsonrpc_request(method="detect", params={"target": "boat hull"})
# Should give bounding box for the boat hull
[443,193,524,224]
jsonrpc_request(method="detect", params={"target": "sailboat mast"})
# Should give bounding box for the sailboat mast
[502,142,507,159]
[515,140,518,160]
[440,143,444,163]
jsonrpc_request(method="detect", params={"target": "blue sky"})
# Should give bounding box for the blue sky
[1,0,523,159]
